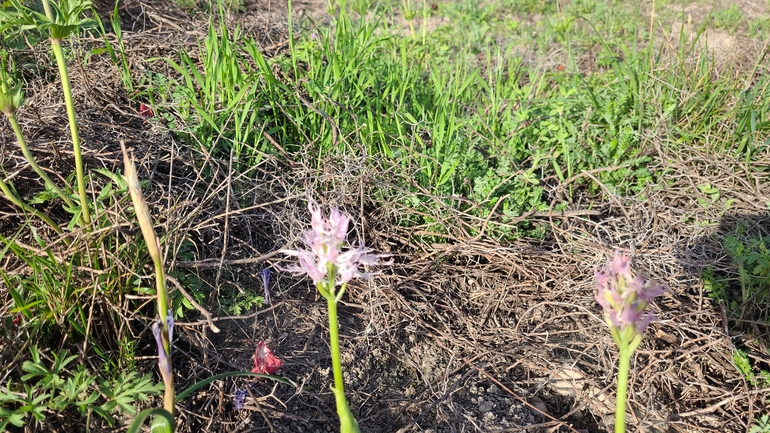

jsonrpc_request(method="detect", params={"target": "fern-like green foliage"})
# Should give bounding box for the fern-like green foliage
[751,415,770,433]
[0,346,163,430]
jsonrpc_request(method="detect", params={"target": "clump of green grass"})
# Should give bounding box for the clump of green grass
[141,0,770,242]
[172,0,245,15]
[749,17,770,38]
[143,12,285,167]
[711,5,744,35]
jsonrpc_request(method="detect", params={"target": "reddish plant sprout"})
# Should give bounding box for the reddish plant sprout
[138,103,154,118]
[281,198,391,286]
[252,341,283,374]
[595,251,666,348]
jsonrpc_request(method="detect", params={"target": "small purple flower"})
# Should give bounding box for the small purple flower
[151,311,174,382]
[281,198,391,286]
[261,268,271,305]
[233,388,248,410]
[595,251,666,339]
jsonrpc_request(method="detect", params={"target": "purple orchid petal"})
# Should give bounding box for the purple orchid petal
[636,312,656,333]
[152,321,172,381]
[620,306,642,325]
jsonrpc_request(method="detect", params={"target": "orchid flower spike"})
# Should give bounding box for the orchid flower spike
[595,251,666,349]
[281,198,391,286]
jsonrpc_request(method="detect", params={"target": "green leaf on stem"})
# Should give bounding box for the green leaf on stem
[126,408,175,433]
[332,385,361,433]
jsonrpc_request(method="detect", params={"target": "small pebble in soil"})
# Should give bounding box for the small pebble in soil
[478,400,495,412]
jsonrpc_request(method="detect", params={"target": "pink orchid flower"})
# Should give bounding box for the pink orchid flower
[595,251,666,335]
[281,198,390,285]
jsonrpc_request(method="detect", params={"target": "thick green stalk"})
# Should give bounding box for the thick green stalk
[50,39,90,225]
[0,176,62,234]
[40,0,53,21]
[321,264,359,432]
[327,294,345,394]
[326,289,360,433]
[615,346,632,433]
[7,112,78,212]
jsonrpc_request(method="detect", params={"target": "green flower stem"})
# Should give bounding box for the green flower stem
[326,292,345,395]
[615,345,632,433]
[325,282,360,433]
[6,111,78,213]
[154,256,170,346]
[50,39,90,225]
[154,258,173,414]
[0,175,62,234]
[319,264,360,431]
[40,0,53,21]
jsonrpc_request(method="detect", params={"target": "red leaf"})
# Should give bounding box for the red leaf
[252,341,283,374]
